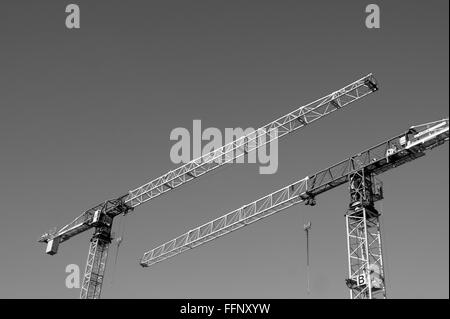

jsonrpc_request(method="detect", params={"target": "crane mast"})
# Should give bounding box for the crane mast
[140,118,449,299]
[39,74,378,299]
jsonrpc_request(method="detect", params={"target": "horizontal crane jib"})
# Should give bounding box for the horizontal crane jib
[140,118,448,267]
[125,73,377,208]
[39,73,378,250]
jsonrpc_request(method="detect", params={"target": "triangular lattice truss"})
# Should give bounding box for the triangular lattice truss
[345,170,386,299]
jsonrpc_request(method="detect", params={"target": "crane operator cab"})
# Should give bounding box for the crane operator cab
[92,209,113,228]
[386,127,418,162]
[399,127,418,149]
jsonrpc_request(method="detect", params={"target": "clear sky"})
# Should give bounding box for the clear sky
[0,0,448,299]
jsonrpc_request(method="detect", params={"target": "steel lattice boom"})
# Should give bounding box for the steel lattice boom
[141,178,309,266]
[39,74,378,251]
[140,118,448,268]
[38,73,380,299]
[125,73,378,208]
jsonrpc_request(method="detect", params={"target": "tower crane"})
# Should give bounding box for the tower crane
[140,118,449,299]
[39,74,379,299]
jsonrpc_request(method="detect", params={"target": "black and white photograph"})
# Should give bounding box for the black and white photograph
[0,0,448,310]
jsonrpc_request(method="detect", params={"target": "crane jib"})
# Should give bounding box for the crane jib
[39,73,379,255]
[140,119,448,267]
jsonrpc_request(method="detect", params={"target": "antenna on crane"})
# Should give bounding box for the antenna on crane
[303,221,311,296]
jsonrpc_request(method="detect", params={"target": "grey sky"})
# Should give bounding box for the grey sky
[0,0,448,298]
